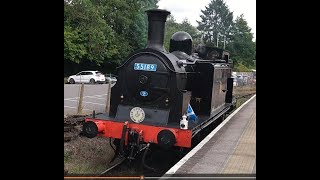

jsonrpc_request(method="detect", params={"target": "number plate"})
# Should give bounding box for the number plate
[134,63,157,71]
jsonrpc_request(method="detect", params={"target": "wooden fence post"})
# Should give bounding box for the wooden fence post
[77,83,84,114]
[105,82,111,113]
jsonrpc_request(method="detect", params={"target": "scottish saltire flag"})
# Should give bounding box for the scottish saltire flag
[187,104,197,121]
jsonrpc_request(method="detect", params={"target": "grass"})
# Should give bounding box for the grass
[236,97,250,108]
[64,136,115,174]
[233,85,256,108]
[233,85,256,97]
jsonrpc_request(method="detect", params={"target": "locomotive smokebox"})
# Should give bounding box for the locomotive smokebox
[146,9,170,52]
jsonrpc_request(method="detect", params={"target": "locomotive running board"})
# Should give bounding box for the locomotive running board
[191,104,232,138]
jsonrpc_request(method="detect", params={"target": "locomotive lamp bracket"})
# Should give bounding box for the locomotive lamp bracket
[195,97,201,103]
[180,114,188,130]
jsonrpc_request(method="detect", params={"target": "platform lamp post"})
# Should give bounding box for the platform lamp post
[217,33,226,49]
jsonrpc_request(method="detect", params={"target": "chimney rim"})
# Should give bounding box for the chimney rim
[145,8,171,15]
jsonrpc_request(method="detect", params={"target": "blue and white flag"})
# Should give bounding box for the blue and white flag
[187,104,197,121]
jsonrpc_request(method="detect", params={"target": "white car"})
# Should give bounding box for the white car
[67,71,106,84]
[105,74,117,84]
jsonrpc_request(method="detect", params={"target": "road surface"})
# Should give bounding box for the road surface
[64,83,115,115]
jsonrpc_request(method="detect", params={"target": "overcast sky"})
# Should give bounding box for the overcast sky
[157,0,256,40]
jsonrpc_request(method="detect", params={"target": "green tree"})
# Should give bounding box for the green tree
[197,0,234,45]
[92,0,158,63]
[227,14,255,68]
[164,16,180,51]
[64,25,86,63]
[180,18,201,39]
[64,0,117,66]
[164,16,200,51]
[233,63,252,72]
[179,18,202,50]
[129,0,159,50]
[64,0,158,75]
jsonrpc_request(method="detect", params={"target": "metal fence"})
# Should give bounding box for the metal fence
[233,71,256,87]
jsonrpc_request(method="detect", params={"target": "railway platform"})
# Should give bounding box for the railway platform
[165,95,256,177]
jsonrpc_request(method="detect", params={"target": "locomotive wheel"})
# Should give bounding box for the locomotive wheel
[90,78,95,84]
[69,78,75,84]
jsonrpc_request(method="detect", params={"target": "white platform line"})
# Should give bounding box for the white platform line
[64,94,108,101]
[82,101,105,106]
[64,106,91,111]
[64,99,105,106]
[165,94,256,175]
[84,96,105,100]
[64,106,77,109]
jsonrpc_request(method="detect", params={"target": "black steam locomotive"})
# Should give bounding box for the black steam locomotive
[82,9,235,159]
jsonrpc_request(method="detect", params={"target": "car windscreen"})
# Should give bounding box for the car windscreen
[96,71,103,75]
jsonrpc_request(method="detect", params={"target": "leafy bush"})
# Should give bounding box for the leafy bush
[233,63,251,72]
[64,77,68,84]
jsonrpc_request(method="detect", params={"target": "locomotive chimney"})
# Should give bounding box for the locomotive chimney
[146,9,171,52]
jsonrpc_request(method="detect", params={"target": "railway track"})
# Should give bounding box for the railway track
[64,115,86,142]
[98,147,182,177]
